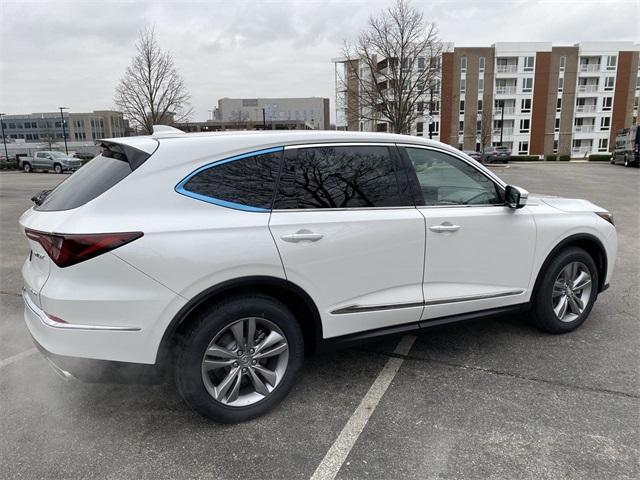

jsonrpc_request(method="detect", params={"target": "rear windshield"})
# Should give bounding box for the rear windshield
[36,154,132,211]
[495,146,509,151]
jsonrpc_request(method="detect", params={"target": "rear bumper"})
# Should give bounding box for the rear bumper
[30,332,166,384]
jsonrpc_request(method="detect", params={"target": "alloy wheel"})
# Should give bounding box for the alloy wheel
[552,261,593,322]
[201,317,289,407]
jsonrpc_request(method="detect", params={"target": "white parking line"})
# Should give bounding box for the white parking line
[0,348,37,369]
[310,335,416,480]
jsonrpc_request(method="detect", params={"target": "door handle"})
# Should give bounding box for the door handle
[429,223,460,233]
[281,230,324,243]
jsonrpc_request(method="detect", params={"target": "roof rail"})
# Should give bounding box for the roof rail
[152,125,185,137]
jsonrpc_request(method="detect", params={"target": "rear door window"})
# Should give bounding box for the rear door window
[177,149,282,211]
[273,145,407,209]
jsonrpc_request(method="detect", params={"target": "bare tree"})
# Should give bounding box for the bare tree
[114,27,193,134]
[341,0,441,134]
[477,105,493,152]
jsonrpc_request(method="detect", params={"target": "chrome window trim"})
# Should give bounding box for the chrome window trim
[283,142,398,150]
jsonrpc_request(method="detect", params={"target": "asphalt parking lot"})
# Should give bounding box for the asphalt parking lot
[1,163,639,480]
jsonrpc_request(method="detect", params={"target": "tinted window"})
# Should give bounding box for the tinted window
[181,151,281,210]
[274,146,405,209]
[405,148,502,206]
[36,155,133,211]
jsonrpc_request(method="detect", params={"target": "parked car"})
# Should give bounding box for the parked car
[481,145,511,163]
[20,129,617,423]
[19,151,83,173]
[462,150,482,162]
[611,126,639,167]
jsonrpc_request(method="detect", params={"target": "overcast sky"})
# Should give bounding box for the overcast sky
[1,0,638,122]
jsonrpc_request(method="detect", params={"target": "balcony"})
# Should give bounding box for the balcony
[579,63,601,73]
[494,107,515,115]
[495,86,517,95]
[574,125,595,133]
[496,64,517,73]
[575,105,596,113]
[493,127,514,136]
[577,84,598,93]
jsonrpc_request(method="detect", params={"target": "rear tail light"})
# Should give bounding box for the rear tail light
[25,229,143,268]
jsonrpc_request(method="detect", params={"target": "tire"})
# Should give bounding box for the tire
[54,163,63,174]
[530,247,598,334]
[23,162,32,173]
[175,294,304,423]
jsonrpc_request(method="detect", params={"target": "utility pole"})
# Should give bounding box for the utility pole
[428,85,434,139]
[59,107,69,154]
[499,100,504,147]
[0,113,9,161]
[262,108,266,129]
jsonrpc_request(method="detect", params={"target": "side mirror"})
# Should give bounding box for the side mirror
[505,185,528,209]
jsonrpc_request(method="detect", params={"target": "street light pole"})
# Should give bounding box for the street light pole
[59,107,69,154]
[0,113,9,161]
[428,86,434,140]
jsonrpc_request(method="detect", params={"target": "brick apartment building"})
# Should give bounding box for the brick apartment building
[334,42,640,156]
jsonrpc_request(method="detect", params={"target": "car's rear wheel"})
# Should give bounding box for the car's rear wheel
[175,294,304,423]
[23,162,32,173]
[530,247,598,333]
[54,163,63,174]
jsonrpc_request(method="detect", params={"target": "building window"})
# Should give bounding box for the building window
[478,78,484,92]
[606,55,617,70]
[555,117,560,132]
[636,76,640,90]
[416,122,424,135]
[604,77,615,91]
[460,100,465,113]
[476,120,482,133]
[553,139,558,153]
[460,78,466,93]
[417,57,426,70]
[602,97,613,111]
[477,99,483,112]
[598,138,609,151]
[559,56,566,72]
[600,117,611,130]
[522,77,533,93]
[431,121,439,134]
[523,56,535,72]
[520,98,532,113]
[459,121,464,134]
[460,56,467,72]
[479,56,485,72]
[519,119,530,133]
[557,98,562,112]
[518,141,529,154]
[417,101,424,114]
[558,76,564,92]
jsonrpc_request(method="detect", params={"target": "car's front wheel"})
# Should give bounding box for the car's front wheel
[175,294,304,423]
[530,247,598,333]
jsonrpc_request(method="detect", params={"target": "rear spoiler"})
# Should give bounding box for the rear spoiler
[96,137,159,171]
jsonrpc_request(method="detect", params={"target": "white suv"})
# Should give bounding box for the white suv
[20,129,617,423]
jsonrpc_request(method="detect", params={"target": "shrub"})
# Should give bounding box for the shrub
[558,155,570,161]
[0,160,18,170]
[509,155,540,161]
[544,154,557,161]
[588,154,612,162]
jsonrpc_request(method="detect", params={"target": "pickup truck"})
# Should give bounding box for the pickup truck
[19,151,83,173]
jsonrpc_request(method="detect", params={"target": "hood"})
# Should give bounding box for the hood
[528,194,606,213]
